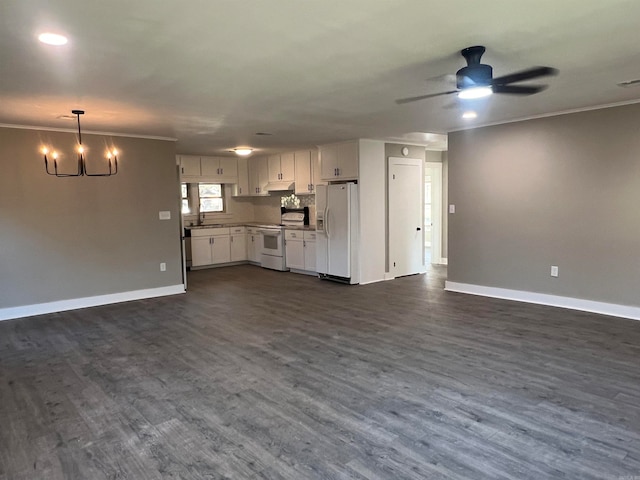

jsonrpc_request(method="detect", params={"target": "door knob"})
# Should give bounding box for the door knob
[416,227,421,231]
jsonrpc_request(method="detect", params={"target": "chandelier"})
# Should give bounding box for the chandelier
[42,110,119,177]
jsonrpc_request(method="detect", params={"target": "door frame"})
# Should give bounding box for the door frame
[178,165,187,291]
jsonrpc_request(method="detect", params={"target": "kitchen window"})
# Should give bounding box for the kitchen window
[181,183,190,214]
[198,183,225,213]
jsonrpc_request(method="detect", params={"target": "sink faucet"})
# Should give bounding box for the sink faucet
[198,211,205,226]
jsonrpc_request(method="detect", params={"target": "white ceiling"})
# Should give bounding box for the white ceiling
[2,0,640,155]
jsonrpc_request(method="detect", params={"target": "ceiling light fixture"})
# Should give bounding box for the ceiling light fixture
[458,86,493,100]
[462,111,478,119]
[38,32,68,46]
[233,148,253,156]
[42,110,119,177]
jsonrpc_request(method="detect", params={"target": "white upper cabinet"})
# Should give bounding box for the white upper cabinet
[319,141,359,181]
[179,155,238,183]
[249,156,269,195]
[280,152,295,181]
[268,152,295,182]
[200,156,238,183]
[179,155,202,176]
[233,156,250,197]
[294,150,312,194]
[294,149,322,195]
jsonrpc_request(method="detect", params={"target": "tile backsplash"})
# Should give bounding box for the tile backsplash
[183,191,316,226]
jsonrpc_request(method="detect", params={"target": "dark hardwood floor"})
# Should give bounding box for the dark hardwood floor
[1,265,639,479]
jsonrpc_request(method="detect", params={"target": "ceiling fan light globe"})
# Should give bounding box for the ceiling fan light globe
[458,86,493,100]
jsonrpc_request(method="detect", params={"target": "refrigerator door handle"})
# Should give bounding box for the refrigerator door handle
[325,208,330,239]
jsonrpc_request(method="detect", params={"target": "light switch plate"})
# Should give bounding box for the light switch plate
[551,265,559,277]
[449,204,456,214]
[159,211,171,220]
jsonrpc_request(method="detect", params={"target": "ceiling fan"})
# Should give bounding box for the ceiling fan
[396,46,558,104]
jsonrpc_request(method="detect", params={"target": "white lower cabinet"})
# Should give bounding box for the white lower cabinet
[191,236,214,267]
[303,231,316,272]
[190,228,231,267]
[247,228,262,263]
[230,227,247,262]
[285,231,304,270]
[285,230,317,273]
[211,236,231,264]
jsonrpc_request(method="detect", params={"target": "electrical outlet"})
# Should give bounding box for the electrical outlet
[160,262,166,272]
[449,204,456,214]
[550,265,558,277]
[159,211,171,220]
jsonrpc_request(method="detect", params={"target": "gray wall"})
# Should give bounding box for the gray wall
[448,103,640,307]
[0,127,182,308]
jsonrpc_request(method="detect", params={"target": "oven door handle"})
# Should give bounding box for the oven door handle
[258,229,281,236]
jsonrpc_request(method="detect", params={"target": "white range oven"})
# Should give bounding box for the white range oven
[258,226,286,271]
[257,208,308,271]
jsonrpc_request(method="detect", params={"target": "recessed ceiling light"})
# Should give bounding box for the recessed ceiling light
[233,148,253,156]
[458,86,492,100]
[462,111,478,120]
[38,32,68,46]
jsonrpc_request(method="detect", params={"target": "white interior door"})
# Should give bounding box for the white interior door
[389,157,424,277]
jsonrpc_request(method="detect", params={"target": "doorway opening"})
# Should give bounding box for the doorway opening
[424,161,443,265]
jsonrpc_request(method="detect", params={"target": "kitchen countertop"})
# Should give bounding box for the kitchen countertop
[185,223,316,231]
[282,225,316,231]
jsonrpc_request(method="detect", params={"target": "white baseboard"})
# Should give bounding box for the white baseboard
[444,281,640,321]
[0,284,186,322]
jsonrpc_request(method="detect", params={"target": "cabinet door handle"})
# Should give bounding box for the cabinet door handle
[303,240,306,247]
[231,236,233,242]
[181,167,184,174]
[221,168,223,174]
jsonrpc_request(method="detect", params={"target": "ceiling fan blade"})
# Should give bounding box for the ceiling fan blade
[492,66,558,85]
[425,73,457,84]
[395,90,458,104]
[492,84,548,95]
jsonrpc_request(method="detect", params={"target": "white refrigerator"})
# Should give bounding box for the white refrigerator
[316,183,359,284]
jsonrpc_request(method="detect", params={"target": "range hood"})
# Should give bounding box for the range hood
[265,181,295,192]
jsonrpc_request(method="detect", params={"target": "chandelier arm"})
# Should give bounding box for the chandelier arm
[84,156,118,176]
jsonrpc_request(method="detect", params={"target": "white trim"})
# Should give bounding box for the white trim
[360,274,395,285]
[439,257,448,265]
[0,122,177,141]
[444,281,640,321]
[0,285,186,322]
[449,98,640,133]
